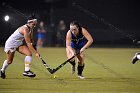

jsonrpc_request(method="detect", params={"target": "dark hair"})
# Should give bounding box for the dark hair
[70,21,82,32]
[70,21,81,28]
[27,14,37,20]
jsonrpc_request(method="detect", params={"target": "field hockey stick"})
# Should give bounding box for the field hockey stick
[39,57,53,74]
[51,52,80,74]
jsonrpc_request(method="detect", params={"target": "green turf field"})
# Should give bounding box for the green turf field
[0,47,140,93]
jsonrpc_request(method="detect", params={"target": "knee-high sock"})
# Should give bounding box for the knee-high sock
[24,56,32,71]
[77,64,85,75]
[1,60,9,73]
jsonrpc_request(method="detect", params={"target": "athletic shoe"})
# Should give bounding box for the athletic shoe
[132,53,139,64]
[71,65,75,74]
[78,74,85,79]
[0,71,6,79]
[23,70,36,77]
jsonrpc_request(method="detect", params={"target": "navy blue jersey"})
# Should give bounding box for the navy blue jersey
[70,30,86,50]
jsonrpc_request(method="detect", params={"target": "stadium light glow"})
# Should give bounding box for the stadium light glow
[4,15,10,22]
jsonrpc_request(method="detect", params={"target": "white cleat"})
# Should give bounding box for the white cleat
[132,52,139,64]
[23,70,36,77]
[78,75,85,79]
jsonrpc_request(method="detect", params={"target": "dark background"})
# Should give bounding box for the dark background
[0,0,140,47]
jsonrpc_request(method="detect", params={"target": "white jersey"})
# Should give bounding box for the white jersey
[4,25,30,53]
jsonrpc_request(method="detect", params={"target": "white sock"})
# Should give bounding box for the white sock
[1,60,9,73]
[24,56,32,71]
[137,55,140,59]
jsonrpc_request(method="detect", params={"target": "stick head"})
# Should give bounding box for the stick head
[50,69,56,74]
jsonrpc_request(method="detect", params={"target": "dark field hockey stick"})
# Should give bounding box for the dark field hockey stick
[51,52,80,74]
[39,57,53,74]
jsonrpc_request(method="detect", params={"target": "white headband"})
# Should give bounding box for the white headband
[27,19,37,23]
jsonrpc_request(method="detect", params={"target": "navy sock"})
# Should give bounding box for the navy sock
[77,64,85,75]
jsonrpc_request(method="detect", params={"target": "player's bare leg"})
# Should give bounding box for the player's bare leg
[66,48,76,74]
[0,51,15,79]
[18,45,36,77]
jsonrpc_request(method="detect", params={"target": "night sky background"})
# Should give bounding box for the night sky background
[0,0,140,47]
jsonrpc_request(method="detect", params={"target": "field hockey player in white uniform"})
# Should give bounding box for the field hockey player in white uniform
[0,15,40,79]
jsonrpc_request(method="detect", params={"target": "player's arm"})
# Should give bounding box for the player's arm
[23,27,40,57]
[81,27,93,52]
[66,31,75,55]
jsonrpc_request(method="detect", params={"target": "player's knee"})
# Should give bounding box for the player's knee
[78,61,84,66]
[23,49,32,56]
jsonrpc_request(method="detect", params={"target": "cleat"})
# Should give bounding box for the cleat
[132,53,139,64]
[78,74,85,79]
[0,71,6,79]
[23,70,36,77]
